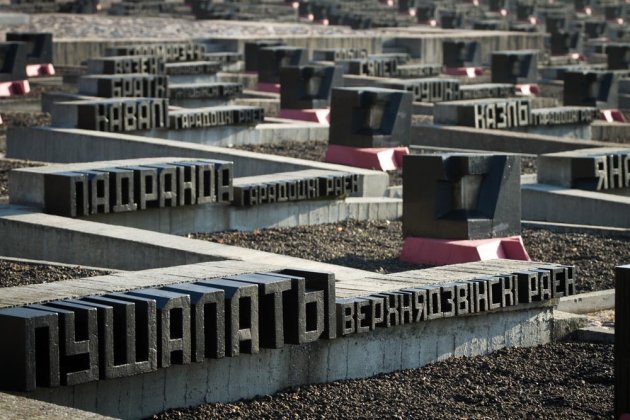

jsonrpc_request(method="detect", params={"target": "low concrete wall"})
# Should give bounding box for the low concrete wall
[522,184,630,228]
[135,120,329,146]
[6,127,388,197]
[410,124,613,154]
[18,306,553,419]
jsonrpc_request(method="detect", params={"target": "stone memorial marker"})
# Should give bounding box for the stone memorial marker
[106,43,206,62]
[257,46,307,84]
[491,50,539,85]
[563,70,619,108]
[442,41,481,69]
[5,32,52,65]
[0,42,27,82]
[244,40,285,72]
[312,48,367,62]
[279,64,343,110]
[550,30,583,56]
[402,154,521,240]
[607,44,630,70]
[380,78,460,103]
[328,87,412,148]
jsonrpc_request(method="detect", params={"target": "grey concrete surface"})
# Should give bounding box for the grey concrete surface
[558,289,616,314]
[521,184,630,228]
[410,124,614,154]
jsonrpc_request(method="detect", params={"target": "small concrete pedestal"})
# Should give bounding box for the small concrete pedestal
[278,108,330,124]
[0,80,30,97]
[400,235,530,266]
[444,67,483,77]
[26,63,55,78]
[325,144,408,171]
[257,82,281,93]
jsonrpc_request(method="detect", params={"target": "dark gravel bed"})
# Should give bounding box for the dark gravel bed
[154,341,613,419]
[191,220,630,291]
[0,159,43,196]
[0,259,110,288]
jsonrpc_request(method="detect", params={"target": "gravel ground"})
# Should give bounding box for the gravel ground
[0,259,109,288]
[233,141,537,187]
[0,14,357,40]
[191,220,630,292]
[154,341,613,419]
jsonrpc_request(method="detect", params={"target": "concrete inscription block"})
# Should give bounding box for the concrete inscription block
[86,55,165,75]
[196,279,259,357]
[0,307,59,391]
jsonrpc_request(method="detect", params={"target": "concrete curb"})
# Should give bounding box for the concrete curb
[558,289,615,314]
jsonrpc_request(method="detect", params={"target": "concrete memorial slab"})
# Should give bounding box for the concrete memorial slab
[491,50,539,93]
[257,46,307,91]
[401,153,529,265]
[50,98,169,132]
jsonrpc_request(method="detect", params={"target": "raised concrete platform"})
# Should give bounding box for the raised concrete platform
[521,183,630,228]
[135,119,329,146]
[410,124,615,154]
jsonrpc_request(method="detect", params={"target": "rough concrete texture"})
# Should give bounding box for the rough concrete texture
[19,308,553,419]
[552,310,590,341]
[0,392,112,419]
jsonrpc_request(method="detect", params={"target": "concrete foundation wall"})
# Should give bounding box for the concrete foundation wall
[18,307,553,419]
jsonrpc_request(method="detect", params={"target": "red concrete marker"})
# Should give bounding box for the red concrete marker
[26,63,55,78]
[443,67,483,78]
[324,144,409,171]
[278,108,330,125]
[600,109,627,123]
[256,82,281,93]
[515,84,540,96]
[0,80,30,97]
[400,235,530,266]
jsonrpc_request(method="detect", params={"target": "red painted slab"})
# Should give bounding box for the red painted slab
[324,144,409,171]
[278,108,330,125]
[26,63,55,78]
[443,67,483,77]
[600,109,627,123]
[256,82,281,93]
[0,80,30,97]
[515,84,540,96]
[400,235,530,266]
